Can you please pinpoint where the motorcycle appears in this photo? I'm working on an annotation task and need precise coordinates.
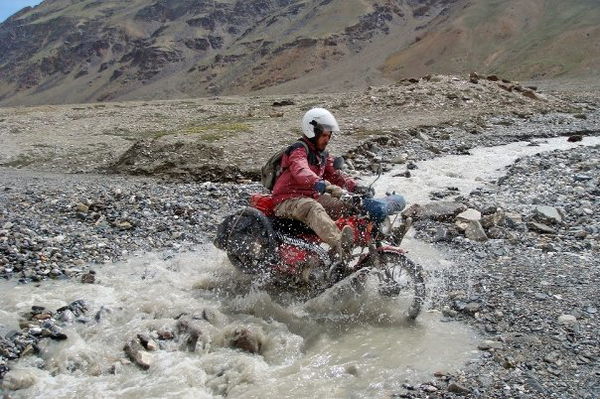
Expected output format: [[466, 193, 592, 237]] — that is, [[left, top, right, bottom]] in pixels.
[[214, 177, 426, 320]]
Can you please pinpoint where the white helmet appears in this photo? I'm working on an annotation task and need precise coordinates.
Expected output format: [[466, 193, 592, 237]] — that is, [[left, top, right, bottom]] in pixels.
[[301, 108, 340, 138]]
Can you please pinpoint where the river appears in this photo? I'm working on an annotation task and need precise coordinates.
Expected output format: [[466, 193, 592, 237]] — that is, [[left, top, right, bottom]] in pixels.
[[1, 135, 599, 398]]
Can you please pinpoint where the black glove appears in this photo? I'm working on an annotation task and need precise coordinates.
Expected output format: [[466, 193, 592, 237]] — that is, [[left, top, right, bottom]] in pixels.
[[354, 185, 375, 197]]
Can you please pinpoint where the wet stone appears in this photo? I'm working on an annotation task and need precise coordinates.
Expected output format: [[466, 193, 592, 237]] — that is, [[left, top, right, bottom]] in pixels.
[[80, 271, 95, 284], [123, 339, 152, 370], [404, 202, 467, 222], [157, 330, 174, 340], [230, 328, 262, 354], [1, 369, 36, 391]]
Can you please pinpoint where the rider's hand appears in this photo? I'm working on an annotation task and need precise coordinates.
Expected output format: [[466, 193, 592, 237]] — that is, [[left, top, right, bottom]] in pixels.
[[325, 184, 344, 198], [314, 180, 327, 194], [354, 185, 375, 197]]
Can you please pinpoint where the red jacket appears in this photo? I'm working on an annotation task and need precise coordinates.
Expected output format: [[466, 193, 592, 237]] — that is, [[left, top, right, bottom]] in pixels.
[[272, 138, 356, 205]]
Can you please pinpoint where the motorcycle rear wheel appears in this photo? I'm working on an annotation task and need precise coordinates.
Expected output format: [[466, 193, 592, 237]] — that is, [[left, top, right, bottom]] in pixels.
[[361, 251, 426, 320]]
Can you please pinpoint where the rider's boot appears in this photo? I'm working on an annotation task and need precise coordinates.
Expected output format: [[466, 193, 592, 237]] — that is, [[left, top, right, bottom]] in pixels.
[[340, 225, 355, 262], [327, 225, 355, 283]]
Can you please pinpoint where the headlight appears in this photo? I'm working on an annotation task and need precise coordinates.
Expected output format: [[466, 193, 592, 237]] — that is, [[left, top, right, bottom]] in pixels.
[[379, 216, 392, 235]]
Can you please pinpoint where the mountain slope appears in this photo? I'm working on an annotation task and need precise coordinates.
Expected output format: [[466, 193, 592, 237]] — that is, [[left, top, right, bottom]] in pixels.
[[381, 0, 600, 81], [0, 0, 598, 106]]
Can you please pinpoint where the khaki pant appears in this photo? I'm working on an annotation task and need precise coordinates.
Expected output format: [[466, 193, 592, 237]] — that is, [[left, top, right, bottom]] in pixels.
[[274, 195, 352, 248]]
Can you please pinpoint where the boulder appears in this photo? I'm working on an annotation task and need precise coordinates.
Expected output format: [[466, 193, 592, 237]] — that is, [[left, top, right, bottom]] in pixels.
[[229, 328, 262, 354], [390, 154, 408, 164], [457, 208, 482, 222], [403, 202, 467, 222], [456, 208, 482, 231], [567, 135, 583, 142], [465, 221, 488, 242], [522, 89, 539, 100], [137, 334, 158, 351], [1, 369, 36, 390], [448, 382, 470, 395], [176, 319, 209, 352], [123, 339, 152, 370], [481, 210, 505, 228], [534, 206, 562, 224], [478, 340, 503, 350]]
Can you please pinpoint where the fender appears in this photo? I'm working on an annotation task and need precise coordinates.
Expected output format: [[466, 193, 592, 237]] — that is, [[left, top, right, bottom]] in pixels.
[[354, 246, 407, 268], [377, 246, 407, 255]]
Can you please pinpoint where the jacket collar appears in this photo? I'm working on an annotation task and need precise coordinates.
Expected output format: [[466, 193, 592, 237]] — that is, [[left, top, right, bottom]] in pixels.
[[300, 137, 321, 154], [300, 137, 327, 165]]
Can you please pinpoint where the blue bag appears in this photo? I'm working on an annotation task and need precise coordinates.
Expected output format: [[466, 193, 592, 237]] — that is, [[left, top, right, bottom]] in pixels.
[[363, 194, 406, 222]]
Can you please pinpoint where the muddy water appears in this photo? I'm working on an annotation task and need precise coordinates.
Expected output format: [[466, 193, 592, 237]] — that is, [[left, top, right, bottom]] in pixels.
[[1, 247, 475, 398], [3, 136, 599, 398], [375, 136, 600, 204]]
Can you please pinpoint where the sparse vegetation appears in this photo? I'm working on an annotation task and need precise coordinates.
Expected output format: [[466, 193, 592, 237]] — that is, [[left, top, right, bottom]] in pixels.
[[1, 153, 54, 168]]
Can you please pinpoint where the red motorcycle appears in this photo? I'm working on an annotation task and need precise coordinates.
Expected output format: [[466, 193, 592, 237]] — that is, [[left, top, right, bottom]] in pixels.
[[214, 190, 425, 320]]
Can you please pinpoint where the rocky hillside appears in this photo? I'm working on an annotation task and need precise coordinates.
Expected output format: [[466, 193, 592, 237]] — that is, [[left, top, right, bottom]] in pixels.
[[0, 0, 598, 106]]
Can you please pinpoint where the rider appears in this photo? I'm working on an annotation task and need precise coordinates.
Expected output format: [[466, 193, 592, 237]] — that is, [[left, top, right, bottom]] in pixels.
[[271, 107, 367, 263]]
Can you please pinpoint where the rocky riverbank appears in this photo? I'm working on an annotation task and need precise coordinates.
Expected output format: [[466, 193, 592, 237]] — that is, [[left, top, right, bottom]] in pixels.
[[398, 144, 599, 398]]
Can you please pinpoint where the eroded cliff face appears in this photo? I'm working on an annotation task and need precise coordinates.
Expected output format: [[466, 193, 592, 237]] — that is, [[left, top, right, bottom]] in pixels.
[[0, 0, 598, 106]]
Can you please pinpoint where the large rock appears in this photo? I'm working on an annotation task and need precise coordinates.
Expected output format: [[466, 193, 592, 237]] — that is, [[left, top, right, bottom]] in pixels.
[[533, 206, 562, 224], [481, 210, 505, 228], [457, 208, 482, 222], [464, 221, 488, 242], [403, 202, 467, 222], [456, 208, 482, 231], [177, 319, 207, 352], [2, 369, 36, 390], [558, 314, 577, 326], [228, 328, 263, 354], [123, 339, 153, 370]]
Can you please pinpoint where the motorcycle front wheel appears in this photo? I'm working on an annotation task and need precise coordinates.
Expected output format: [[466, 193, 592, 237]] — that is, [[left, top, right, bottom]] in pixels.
[[359, 251, 426, 320]]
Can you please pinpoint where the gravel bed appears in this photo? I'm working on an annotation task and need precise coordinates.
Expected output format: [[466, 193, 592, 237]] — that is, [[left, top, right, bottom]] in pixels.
[[402, 145, 600, 398], [1, 103, 599, 395], [0, 171, 261, 283]]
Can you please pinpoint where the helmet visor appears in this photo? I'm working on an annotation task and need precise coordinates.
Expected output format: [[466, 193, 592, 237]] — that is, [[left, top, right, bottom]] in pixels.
[[319, 123, 339, 133]]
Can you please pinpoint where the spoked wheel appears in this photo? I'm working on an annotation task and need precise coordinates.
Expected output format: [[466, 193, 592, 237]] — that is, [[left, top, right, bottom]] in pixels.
[[218, 207, 277, 274], [370, 251, 426, 320], [226, 234, 270, 273]]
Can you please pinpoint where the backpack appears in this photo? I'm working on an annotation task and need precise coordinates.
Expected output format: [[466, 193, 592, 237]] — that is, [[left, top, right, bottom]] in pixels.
[[261, 141, 309, 190]]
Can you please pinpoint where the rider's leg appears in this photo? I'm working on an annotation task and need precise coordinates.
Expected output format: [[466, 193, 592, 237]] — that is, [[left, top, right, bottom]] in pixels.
[[275, 197, 354, 262], [275, 197, 341, 247], [316, 194, 354, 220]]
